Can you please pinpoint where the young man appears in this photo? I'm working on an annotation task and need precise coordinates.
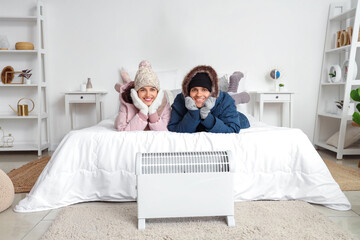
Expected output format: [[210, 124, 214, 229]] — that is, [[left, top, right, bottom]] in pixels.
[[168, 65, 249, 133]]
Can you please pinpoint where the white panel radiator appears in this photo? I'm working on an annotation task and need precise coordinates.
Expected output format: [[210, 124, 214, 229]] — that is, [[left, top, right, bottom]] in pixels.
[[135, 151, 235, 230]]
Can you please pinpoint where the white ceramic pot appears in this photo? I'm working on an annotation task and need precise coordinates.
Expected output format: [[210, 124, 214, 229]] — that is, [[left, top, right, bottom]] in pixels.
[[328, 65, 341, 82]]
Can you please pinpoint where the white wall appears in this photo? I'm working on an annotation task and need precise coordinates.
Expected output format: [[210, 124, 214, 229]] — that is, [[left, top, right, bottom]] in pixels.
[[1, 0, 344, 149]]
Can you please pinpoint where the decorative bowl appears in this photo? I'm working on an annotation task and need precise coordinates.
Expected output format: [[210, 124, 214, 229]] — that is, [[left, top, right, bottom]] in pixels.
[[15, 42, 34, 50]]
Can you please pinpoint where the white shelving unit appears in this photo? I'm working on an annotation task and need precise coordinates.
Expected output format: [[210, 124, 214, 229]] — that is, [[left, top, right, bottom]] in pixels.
[[314, 2, 360, 159], [0, 0, 50, 156]]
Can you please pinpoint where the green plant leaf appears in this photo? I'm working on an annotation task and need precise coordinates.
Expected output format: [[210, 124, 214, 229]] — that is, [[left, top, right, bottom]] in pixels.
[[353, 112, 360, 125], [350, 89, 360, 101], [356, 103, 360, 112]]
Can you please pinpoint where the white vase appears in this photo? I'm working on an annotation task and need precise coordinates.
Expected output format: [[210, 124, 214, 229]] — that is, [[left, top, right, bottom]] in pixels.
[[0, 35, 9, 49], [274, 82, 279, 92], [326, 99, 337, 114]]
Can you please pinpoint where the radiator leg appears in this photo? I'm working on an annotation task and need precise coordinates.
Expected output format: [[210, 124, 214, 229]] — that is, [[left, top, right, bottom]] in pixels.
[[138, 218, 146, 230], [226, 216, 235, 227]]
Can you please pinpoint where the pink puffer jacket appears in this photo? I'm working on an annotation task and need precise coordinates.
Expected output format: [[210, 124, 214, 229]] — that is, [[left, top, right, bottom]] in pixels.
[[114, 82, 171, 131]]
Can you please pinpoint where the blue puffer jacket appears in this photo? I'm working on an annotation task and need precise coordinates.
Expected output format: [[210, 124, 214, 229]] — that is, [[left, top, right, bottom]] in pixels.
[[168, 91, 250, 133]]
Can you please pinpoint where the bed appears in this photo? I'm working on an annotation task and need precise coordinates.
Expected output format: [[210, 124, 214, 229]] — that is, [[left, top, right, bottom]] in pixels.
[[14, 115, 351, 212]]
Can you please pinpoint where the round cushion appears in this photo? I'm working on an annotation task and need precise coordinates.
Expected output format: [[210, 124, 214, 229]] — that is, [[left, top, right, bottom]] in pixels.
[[0, 169, 14, 212]]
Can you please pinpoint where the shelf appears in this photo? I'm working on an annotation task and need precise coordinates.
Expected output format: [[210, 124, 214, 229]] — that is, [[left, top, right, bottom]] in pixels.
[[326, 45, 350, 53], [321, 82, 346, 86], [330, 8, 356, 22], [321, 81, 360, 86], [0, 50, 46, 54], [317, 112, 352, 120], [315, 2, 360, 159], [350, 80, 360, 85], [0, 143, 49, 152], [0, 83, 47, 87], [316, 141, 360, 155], [0, 50, 38, 54], [0, 1, 49, 157], [0, 113, 48, 119], [0, 16, 37, 21], [325, 43, 360, 53]]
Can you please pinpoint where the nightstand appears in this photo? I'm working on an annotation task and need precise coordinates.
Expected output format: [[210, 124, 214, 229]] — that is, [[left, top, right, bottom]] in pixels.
[[255, 91, 294, 127], [65, 91, 107, 130]]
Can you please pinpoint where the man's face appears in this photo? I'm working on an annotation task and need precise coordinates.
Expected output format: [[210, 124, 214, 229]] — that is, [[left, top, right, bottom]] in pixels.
[[189, 87, 210, 108]]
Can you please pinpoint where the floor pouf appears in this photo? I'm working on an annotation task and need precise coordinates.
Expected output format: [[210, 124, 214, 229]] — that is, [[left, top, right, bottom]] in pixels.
[[0, 169, 14, 212]]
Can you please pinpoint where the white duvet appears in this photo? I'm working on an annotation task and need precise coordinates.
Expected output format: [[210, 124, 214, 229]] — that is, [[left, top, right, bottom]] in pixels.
[[15, 118, 351, 212]]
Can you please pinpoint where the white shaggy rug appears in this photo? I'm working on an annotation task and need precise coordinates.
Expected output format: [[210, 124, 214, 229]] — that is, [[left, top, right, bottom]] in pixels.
[[41, 201, 354, 240]]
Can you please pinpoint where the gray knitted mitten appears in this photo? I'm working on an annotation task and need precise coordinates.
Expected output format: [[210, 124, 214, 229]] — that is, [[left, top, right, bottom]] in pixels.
[[185, 96, 198, 111], [200, 97, 216, 119]]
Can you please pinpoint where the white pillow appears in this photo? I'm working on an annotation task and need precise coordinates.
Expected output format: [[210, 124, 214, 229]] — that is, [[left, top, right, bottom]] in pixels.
[[240, 112, 266, 128], [236, 103, 249, 114], [218, 74, 229, 92], [156, 70, 179, 90], [164, 89, 181, 106], [326, 124, 360, 148]]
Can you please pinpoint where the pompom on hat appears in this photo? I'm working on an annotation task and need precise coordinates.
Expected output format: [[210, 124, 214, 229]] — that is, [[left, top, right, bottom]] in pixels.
[[134, 60, 160, 91]]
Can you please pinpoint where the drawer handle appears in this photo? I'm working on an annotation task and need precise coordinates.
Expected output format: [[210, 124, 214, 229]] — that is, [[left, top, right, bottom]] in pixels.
[[276, 96, 279, 99], [80, 96, 83, 99]]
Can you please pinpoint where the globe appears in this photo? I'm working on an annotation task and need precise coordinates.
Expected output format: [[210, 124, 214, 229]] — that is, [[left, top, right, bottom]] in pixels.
[[270, 69, 280, 80]]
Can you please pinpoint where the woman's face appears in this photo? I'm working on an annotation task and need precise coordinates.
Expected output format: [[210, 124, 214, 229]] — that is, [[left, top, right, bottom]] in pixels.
[[189, 87, 210, 108], [137, 86, 158, 106]]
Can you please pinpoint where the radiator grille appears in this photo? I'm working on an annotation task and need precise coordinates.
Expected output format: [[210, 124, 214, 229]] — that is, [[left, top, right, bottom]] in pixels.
[[139, 151, 230, 174]]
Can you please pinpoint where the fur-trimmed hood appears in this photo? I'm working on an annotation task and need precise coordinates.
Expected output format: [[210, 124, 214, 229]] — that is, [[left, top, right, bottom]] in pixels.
[[182, 65, 219, 98]]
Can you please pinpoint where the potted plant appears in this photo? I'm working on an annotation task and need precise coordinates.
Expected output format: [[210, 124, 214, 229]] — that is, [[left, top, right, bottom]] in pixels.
[[18, 69, 32, 84], [335, 100, 343, 113], [350, 87, 360, 126], [279, 83, 285, 92]]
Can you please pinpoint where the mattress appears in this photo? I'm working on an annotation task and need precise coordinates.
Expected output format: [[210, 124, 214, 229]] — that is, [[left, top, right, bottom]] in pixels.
[[14, 117, 351, 212]]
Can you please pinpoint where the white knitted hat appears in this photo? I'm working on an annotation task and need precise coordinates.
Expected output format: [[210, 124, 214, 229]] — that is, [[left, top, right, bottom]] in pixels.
[[134, 64, 160, 91]]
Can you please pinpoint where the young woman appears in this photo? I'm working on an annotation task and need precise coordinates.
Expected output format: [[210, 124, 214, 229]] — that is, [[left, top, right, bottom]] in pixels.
[[115, 61, 171, 131], [167, 65, 249, 133]]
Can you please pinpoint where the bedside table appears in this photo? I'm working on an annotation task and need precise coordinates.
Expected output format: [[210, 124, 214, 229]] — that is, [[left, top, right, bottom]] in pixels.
[[255, 91, 294, 127], [65, 91, 107, 130]]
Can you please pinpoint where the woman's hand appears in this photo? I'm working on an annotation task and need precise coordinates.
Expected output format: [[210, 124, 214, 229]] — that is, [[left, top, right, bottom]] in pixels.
[[130, 89, 148, 115], [148, 89, 164, 114], [200, 97, 216, 119], [185, 96, 198, 111]]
